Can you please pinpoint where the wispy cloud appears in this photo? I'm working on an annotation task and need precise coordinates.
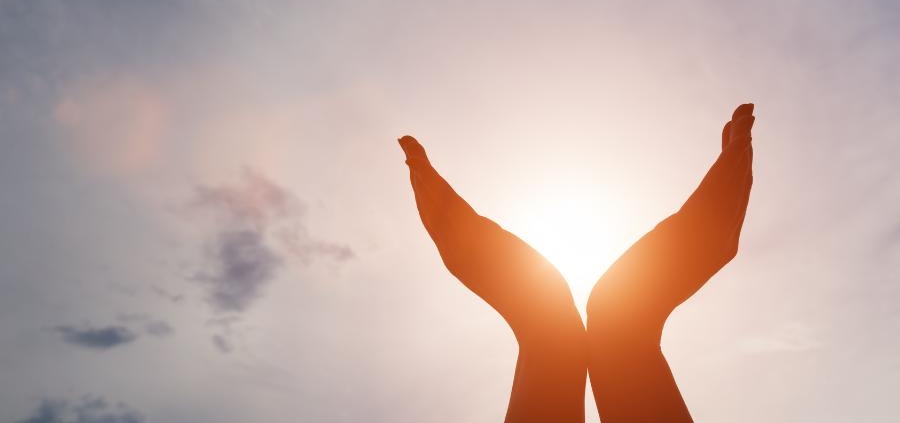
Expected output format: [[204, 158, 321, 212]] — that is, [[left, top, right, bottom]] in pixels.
[[212, 334, 233, 354], [54, 325, 137, 350], [188, 168, 353, 314], [144, 320, 174, 337], [16, 396, 145, 423], [151, 286, 184, 303], [195, 229, 282, 313], [116, 313, 175, 338]]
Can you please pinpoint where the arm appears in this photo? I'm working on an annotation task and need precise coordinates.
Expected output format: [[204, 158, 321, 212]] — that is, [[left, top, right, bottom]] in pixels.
[[586, 104, 755, 422], [399, 136, 587, 423]]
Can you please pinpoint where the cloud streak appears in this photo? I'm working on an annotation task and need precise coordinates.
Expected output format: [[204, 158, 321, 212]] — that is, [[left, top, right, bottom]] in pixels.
[[54, 325, 137, 350], [143, 320, 174, 337], [212, 334, 233, 354], [116, 313, 175, 338], [16, 396, 145, 423]]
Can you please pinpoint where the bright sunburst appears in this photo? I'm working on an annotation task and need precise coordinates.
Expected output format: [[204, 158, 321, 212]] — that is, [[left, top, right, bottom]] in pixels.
[[503, 180, 630, 315]]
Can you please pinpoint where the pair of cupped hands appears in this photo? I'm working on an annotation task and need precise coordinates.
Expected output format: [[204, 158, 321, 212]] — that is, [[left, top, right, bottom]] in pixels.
[[395, 104, 754, 422], [397, 103, 754, 316]]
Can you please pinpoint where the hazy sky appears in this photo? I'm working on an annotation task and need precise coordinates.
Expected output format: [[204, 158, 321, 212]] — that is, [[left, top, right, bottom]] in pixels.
[[1, 1, 899, 422]]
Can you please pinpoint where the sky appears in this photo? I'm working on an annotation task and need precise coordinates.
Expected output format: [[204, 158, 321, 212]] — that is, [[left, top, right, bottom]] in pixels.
[[1, 0, 899, 422]]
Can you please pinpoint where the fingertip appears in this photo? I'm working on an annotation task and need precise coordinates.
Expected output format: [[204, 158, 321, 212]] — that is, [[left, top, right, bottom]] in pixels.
[[397, 135, 428, 162], [732, 103, 754, 120], [398, 135, 417, 151], [398, 135, 418, 148]]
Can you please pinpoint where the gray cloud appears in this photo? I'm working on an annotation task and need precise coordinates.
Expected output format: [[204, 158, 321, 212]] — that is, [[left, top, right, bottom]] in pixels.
[[189, 168, 295, 229], [143, 320, 174, 337], [278, 228, 355, 265], [116, 313, 175, 338], [151, 286, 184, 303], [16, 396, 145, 423], [194, 229, 282, 313], [212, 334, 233, 354], [54, 325, 137, 350], [189, 168, 353, 314]]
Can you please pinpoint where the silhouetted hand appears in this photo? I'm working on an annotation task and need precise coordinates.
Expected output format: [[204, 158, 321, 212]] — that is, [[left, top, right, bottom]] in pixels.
[[588, 104, 755, 327], [399, 135, 587, 423], [666, 104, 754, 299], [586, 104, 755, 422], [398, 135, 580, 334]]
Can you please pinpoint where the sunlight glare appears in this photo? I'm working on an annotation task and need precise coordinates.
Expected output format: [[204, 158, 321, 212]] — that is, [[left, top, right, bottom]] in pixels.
[[504, 181, 629, 316]]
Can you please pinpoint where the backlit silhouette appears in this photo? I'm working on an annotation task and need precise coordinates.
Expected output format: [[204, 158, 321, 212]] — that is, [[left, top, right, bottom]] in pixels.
[[399, 103, 755, 422]]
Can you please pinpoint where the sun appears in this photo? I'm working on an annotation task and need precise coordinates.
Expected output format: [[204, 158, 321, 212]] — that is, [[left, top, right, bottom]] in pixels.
[[502, 181, 630, 316]]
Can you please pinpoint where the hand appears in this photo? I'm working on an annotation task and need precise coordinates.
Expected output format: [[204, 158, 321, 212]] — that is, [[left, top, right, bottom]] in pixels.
[[399, 135, 587, 422], [588, 103, 755, 335], [399, 135, 579, 332], [585, 104, 755, 422]]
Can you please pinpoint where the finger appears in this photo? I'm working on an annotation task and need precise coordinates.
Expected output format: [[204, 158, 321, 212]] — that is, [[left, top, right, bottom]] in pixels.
[[728, 115, 755, 149], [693, 141, 751, 230], [398, 135, 430, 166], [399, 136, 443, 239], [727, 147, 753, 208], [721, 121, 732, 151], [731, 103, 754, 120], [722, 144, 753, 229], [399, 139, 479, 239], [723, 139, 753, 194], [731, 115, 755, 136], [409, 172, 438, 238], [723, 157, 753, 256]]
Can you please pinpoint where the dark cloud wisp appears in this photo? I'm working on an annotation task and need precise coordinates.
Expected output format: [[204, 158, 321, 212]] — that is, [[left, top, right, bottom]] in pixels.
[[143, 319, 174, 337], [212, 334, 233, 354], [196, 229, 282, 313], [54, 325, 137, 350], [189, 168, 353, 314], [16, 396, 145, 423], [116, 313, 175, 337]]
